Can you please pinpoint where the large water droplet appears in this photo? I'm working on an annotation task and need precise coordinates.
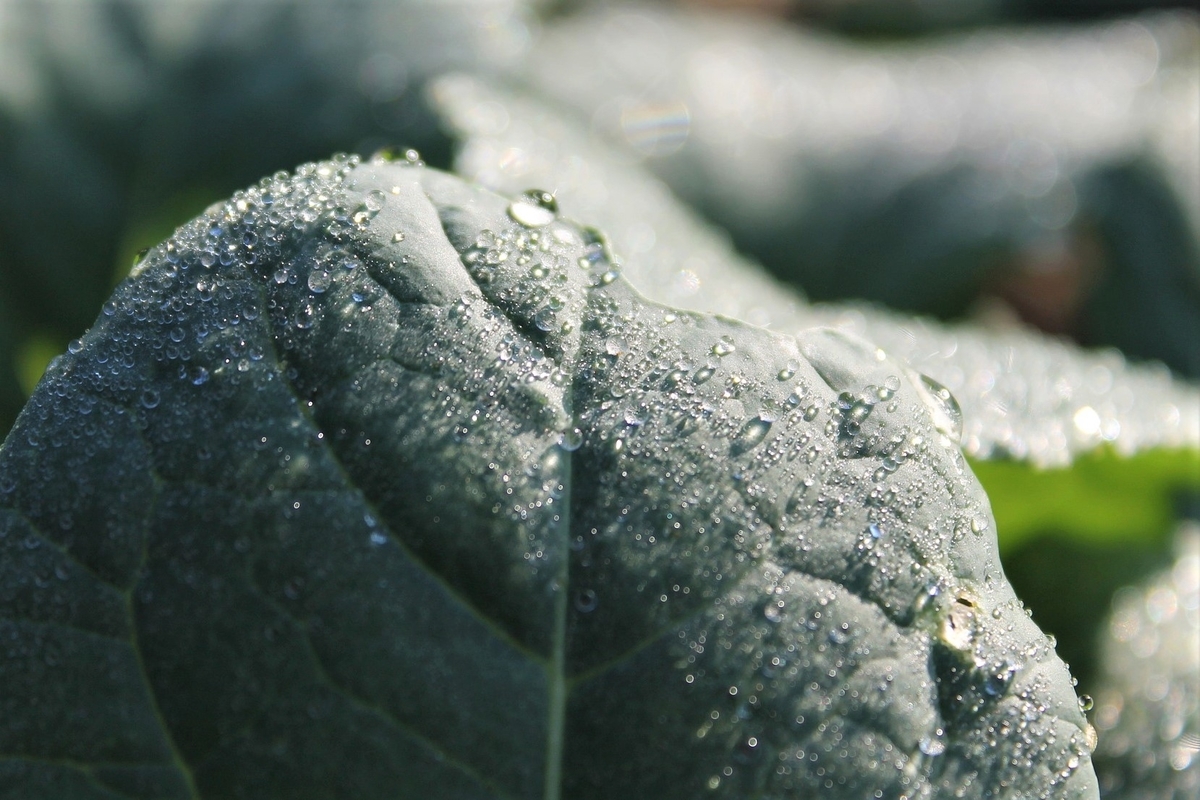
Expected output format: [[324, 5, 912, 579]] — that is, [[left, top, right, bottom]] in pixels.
[[508, 190, 558, 228], [711, 337, 736, 357], [558, 428, 584, 451], [364, 189, 387, 213], [731, 414, 773, 456], [918, 374, 963, 444], [919, 731, 947, 756], [307, 269, 332, 293]]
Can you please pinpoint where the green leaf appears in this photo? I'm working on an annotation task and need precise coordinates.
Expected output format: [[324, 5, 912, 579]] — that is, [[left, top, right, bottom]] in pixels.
[[521, 6, 1200, 377], [432, 74, 1200, 470], [0, 158, 1098, 797]]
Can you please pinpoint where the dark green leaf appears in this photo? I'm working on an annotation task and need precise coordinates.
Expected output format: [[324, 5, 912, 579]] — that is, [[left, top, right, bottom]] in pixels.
[[0, 158, 1098, 797]]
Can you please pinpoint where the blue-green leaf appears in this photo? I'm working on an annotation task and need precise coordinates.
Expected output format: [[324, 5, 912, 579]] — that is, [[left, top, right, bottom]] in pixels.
[[432, 73, 1200, 471], [0, 158, 1097, 798]]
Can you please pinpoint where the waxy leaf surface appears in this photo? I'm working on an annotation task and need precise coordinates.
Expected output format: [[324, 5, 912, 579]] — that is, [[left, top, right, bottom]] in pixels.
[[0, 159, 1097, 798]]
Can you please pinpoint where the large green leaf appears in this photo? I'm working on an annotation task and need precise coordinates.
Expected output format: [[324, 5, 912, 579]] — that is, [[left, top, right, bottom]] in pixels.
[[431, 74, 1200, 471], [0, 158, 1097, 798]]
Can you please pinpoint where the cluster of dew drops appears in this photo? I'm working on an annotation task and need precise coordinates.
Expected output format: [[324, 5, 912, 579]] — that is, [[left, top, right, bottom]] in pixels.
[[29, 144, 1103, 795], [89, 150, 427, 402]]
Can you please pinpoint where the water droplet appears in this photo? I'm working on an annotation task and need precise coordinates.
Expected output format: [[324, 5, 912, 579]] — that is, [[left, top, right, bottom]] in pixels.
[[295, 304, 316, 330], [574, 589, 599, 613], [308, 269, 332, 293], [67, 339, 84, 354], [392, 231, 405, 243], [364, 189, 387, 212], [140, 389, 160, 410], [507, 190, 557, 228], [777, 362, 797, 381], [604, 337, 629, 357], [1078, 694, 1094, 713], [731, 414, 773, 456], [711, 337, 736, 357], [918, 374, 963, 444], [533, 307, 556, 332], [693, 365, 716, 384], [372, 145, 423, 165], [984, 662, 1017, 697], [599, 268, 620, 285], [919, 732, 947, 756], [940, 604, 975, 651], [558, 428, 584, 451]]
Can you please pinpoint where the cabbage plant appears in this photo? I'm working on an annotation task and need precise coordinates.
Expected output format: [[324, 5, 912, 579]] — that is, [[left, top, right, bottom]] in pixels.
[[0, 152, 1102, 800], [1, 2, 1198, 799]]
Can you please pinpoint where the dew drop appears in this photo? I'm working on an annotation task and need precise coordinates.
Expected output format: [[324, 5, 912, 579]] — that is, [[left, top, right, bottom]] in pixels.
[[295, 304, 316, 330], [574, 589, 599, 613], [711, 337, 736, 357], [919, 731, 947, 756], [372, 145, 423, 165], [508, 190, 558, 228], [533, 307, 556, 332], [558, 428, 584, 451], [140, 389, 160, 410], [731, 414, 773, 456], [364, 189, 387, 212], [605, 337, 629, 357], [307, 269, 332, 293], [918, 374, 963, 443]]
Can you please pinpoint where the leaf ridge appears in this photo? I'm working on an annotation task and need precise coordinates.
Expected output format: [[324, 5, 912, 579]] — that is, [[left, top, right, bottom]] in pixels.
[[246, 581, 517, 800], [0, 507, 127, 595], [249, 277, 552, 669]]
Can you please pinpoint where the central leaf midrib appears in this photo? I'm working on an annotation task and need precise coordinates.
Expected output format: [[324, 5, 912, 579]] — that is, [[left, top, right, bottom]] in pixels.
[[421, 189, 581, 800], [543, 444, 570, 800]]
